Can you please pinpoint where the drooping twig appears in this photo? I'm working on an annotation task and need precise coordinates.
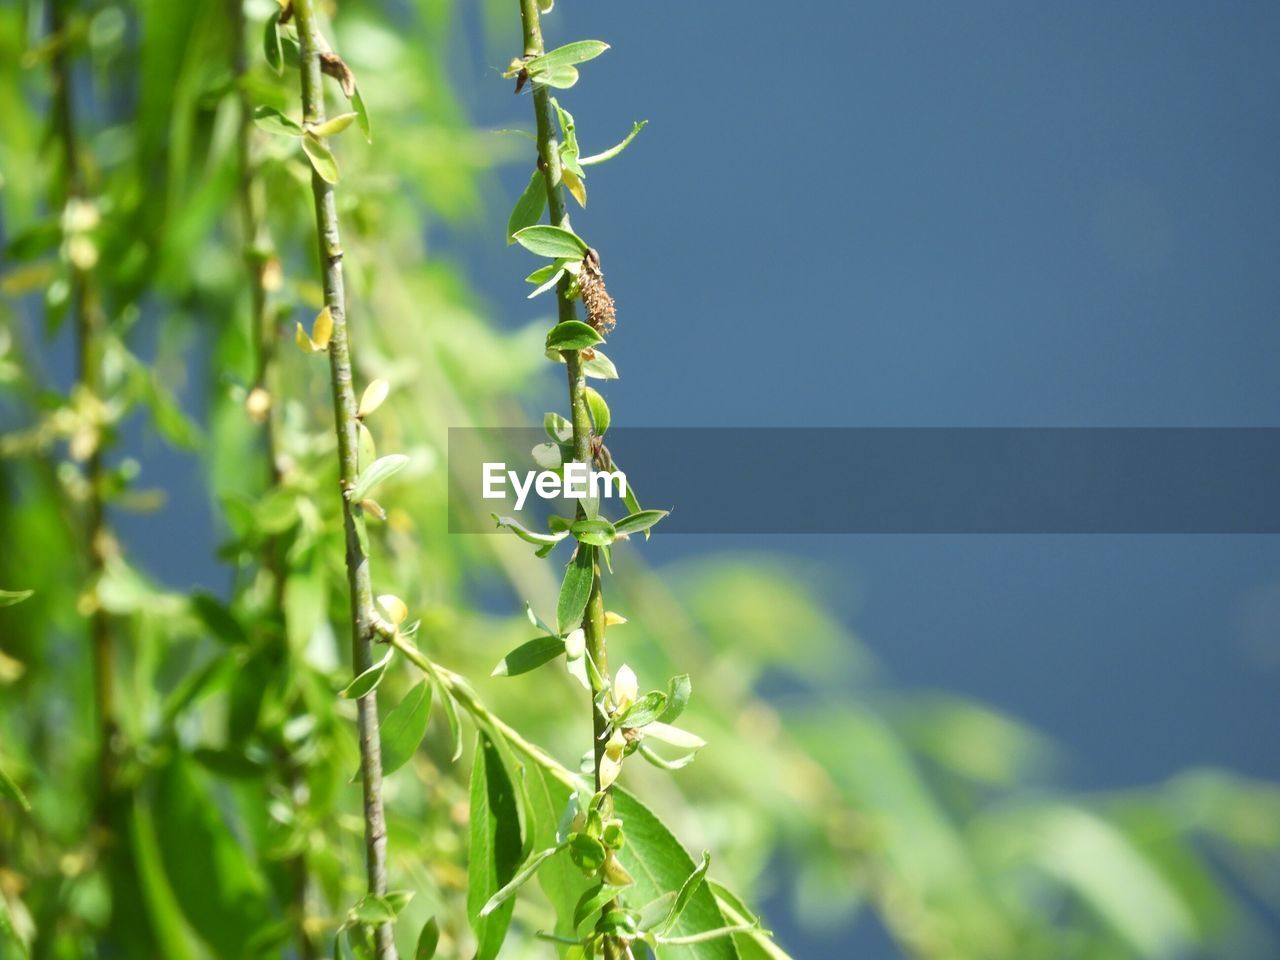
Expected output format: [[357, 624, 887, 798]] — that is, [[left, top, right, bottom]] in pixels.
[[229, 1, 315, 955], [49, 0, 116, 827], [291, 2, 397, 956], [515, 2, 619, 956]]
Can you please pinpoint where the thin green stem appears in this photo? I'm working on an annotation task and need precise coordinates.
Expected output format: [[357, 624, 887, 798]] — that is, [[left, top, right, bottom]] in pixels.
[[50, 0, 115, 828], [230, 3, 314, 955], [516, 0, 610, 789], [516, 2, 618, 955], [292, 3, 396, 957], [389, 635, 579, 791]]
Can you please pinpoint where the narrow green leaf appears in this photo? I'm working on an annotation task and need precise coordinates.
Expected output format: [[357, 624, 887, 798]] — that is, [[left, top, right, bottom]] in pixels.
[[583, 349, 619, 380], [621, 691, 668, 729], [262, 15, 283, 73], [252, 105, 302, 137], [641, 722, 706, 752], [280, 34, 301, 68], [190, 592, 247, 645], [301, 134, 339, 184], [552, 99, 583, 177], [613, 790, 737, 959], [341, 649, 394, 700], [514, 224, 588, 259], [573, 884, 620, 933], [352, 895, 397, 925], [570, 517, 616, 547], [128, 794, 202, 960], [581, 121, 648, 166], [658, 675, 692, 724], [493, 635, 565, 677], [623, 479, 644, 518], [351, 453, 409, 501], [709, 882, 792, 960], [507, 170, 547, 244], [0, 897, 29, 957], [468, 734, 524, 960], [584, 387, 610, 437], [357, 421, 376, 472], [638, 744, 700, 772], [385, 891, 414, 915], [614, 510, 668, 537], [568, 833, 607, 874], [546, 321, 602, 352], [351, 86, 371, 142], [415, 917, 440, 959], [480, 843, 566, 917], [536, 65, 580, 89], [491, 514, 570, 547], [526, 262, 561, 285], [527, 40, 610, 74], [0, 764, 30, 812], [153, 758, 273, 956], [637, 892, 678, 933], [557, 546, 595, 635], [380, 681, 433, 776], [659, 852, 712, 934], [491, 634, 568, 680]]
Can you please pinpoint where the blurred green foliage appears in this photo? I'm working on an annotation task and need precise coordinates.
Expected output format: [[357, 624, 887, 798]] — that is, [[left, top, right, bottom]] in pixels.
[[2, 1, 1279, 958]]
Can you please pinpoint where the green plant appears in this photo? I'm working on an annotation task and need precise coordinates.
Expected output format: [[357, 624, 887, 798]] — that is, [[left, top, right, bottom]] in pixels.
[[50, 0, 118, 824], [276, 0, 398, 955], [4, 3, 1280, 960]]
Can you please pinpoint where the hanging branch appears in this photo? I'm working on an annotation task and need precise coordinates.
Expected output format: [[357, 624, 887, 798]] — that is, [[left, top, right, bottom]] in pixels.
[[229, 1, 314, 955], [494, 3, 688, 956], [289, 2, 397, 956], [49, 0, 116, 826], [513, 0, 615, 790]]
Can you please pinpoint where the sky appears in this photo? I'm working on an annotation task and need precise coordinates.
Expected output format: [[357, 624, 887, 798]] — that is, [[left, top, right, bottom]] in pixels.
[[453, 0, 1280, 781]]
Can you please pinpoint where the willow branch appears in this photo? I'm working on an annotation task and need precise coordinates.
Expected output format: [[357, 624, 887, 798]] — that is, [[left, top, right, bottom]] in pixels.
[[516, 0, 611, 791], [49, 0, 115, 825], [292, 3, 397, 957], [516, 2, 618, 954], [230, 3, 314, 956]]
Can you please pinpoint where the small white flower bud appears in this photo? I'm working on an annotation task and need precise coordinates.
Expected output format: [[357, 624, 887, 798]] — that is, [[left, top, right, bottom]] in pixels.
[[613, 663, 638, 714], [598, 751, 622, 789]]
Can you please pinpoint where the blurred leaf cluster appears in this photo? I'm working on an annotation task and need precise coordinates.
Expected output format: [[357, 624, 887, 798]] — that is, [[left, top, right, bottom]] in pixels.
[[1, 1, 1279, 958]]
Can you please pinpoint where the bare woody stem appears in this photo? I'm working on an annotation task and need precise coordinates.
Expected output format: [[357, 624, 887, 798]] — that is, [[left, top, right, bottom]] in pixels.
[[49, 0, 115, 826], [292, 3, 397, 957], [516, 2, 617, 955], [229, 2, 314, 956]]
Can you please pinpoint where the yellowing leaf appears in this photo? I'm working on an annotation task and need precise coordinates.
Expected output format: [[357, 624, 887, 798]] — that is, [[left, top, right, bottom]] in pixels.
[[358, 379, 390, 418], [309, 112, 358, 138], [357, 421, 376, 471], [295, 321, 315, 353], [311, 306, 333, 350], [562, 168, 587, 208], [378, 594, 408, 625]]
